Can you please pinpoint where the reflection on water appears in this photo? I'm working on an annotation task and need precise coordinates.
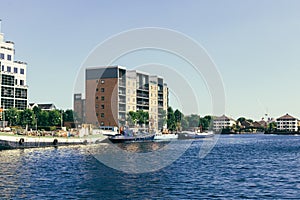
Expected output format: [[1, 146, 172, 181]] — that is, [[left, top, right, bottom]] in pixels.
[[116, 141, 170, 153], [1, 135, 300, 199]]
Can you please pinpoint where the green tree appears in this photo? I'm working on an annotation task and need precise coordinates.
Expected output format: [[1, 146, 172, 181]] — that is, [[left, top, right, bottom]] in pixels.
[[174, 109, 184, 131], [158, 109, 167, 129], [186, 114, 200, 128], [39, 110, 49, 126], [199, 115, 212, 131], [127, 111, 138, 127], [63, 109, 74, 122], [174, 109, 183, 123], [267, 122, 277, 132], [237, 117, 246, 123], [48, 110, 61, 126], [19, 109, 35, 129], [181, 117, 189, 130], [4, 108, 19, 126], [167, 107, 176, 131]]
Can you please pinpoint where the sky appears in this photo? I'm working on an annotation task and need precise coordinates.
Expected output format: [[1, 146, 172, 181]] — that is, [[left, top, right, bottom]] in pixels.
[[1, 0, 300, 120]]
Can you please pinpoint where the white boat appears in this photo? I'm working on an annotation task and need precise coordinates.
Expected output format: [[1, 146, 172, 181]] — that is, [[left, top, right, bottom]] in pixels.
[[154, 133, 178, 140], [99, 126, 119, 136], [0, 132, 107, 150], [178, 131, 214, 139]]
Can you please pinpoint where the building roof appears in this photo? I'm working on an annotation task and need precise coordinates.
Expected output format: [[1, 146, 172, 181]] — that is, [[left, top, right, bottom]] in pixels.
[[37, 103, 56, 110], [241, 120, 253, 128], [277, 113, 298, 120], [214, 115, 235, 121]]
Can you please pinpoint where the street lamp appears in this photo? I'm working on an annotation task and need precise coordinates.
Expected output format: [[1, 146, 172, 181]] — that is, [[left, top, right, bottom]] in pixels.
[[36, 116, 38, 131]]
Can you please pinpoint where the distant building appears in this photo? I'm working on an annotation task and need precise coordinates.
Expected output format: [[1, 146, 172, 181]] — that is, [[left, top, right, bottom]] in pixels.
[[0, 27, 28, 110], [85, 66, 168, 132], [276, 113, 298, 132], [73, 93, 85, 123], [213, 115, 236, 131], [28, 103, 57, 111]]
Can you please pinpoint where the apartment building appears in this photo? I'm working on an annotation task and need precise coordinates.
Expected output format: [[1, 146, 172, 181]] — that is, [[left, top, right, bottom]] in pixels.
[[73, 93, 85, 123], [213, 115, 236, 131], [85, 66, 168, 131], [276, 113, 298, 132], [0, 29, 28, 110]]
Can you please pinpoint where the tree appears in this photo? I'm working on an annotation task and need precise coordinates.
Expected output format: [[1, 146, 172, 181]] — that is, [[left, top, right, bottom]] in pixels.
[[199, 115, 212, 131], [63, 109, 74, 122], [174, 109, 183, 123], [174, 109, 184, 131], [267, 122, 277, 132], [127, 111, 137, 127], [186, 114, 200, 128], [4, 108, 19, 126], [158, 109, 167, 129], [48, 110, 61, 126], [39, 110, 49, 126], [181, 117, 189, 130], [19, 109, 35, 129], [167, 107, 176, 131]]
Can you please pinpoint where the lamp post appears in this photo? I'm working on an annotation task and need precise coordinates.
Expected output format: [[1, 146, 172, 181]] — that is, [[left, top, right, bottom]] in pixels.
[[36, 116, 38, 131], [60, 110, 63, 129]]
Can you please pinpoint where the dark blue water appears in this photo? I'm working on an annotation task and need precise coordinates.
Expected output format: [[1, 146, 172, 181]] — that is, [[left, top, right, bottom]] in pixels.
[[1, 134, 300, 199]]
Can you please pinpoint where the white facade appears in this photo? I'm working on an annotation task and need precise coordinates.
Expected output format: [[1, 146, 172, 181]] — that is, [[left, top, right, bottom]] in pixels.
[[0, 32, 28, 110], [276, 114, 298, 132], [213, 115, 236, 131]]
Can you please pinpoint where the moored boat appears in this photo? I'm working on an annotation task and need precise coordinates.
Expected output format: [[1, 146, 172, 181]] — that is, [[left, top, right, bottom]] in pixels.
[[0, 132, 107, 150], [178, 131, 214, 139], [154, 133, 178, 140]]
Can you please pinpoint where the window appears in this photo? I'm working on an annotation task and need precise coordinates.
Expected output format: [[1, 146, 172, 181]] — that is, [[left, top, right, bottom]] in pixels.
[[20, 80, 24, 85], [96, 96, 98, 100], [20, 68, 24, 74], [0, 53, 4, 59], [101, 88, 105, 92], [101, 105, 104, 109], [14, 67, 18, 73], [1, 65, 4, 71], [100, 122, 104, 126], [101, 80, 105, 84], [7, 66, 11, 72], [101, 113, 104, 118], [101, 96, 104, 101], [96, 88, 98, 92], [15, 79, 18, 85], [95, 104, 98, 108], [7, 55, 11, 61]]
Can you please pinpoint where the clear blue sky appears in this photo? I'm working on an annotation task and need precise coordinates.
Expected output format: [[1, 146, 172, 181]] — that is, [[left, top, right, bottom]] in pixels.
[[1, 0, 300, 120]]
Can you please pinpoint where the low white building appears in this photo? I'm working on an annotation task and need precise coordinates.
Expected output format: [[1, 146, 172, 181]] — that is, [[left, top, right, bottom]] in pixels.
[[276, 113, 298, 132], [213, 115, 236, 131]]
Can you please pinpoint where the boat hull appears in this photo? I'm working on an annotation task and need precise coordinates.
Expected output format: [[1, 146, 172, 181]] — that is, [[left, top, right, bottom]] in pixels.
[[0, 134, 107, 150], [154, 134, 178, 140], [109, 134, 155, 143], [178, 131, 214, 139]]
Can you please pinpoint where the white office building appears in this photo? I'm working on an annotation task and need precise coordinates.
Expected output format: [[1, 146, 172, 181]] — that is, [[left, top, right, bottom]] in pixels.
[[213, 115, 236, 131], [276, 113, 298, 132], [0, 29, 28, 110]]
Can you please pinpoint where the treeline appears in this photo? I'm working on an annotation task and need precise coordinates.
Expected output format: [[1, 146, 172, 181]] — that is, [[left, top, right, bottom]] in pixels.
[[126, 107, 213, 131], [3, 107, 75, 129], [167, 107, 212, 131]]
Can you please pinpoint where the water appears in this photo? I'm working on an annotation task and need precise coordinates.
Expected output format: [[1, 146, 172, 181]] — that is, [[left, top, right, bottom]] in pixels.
[[1, 134, 300, 199]]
